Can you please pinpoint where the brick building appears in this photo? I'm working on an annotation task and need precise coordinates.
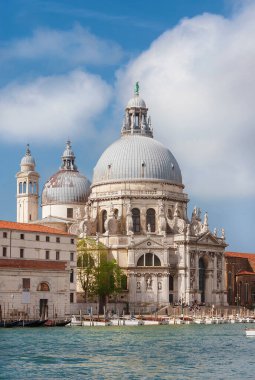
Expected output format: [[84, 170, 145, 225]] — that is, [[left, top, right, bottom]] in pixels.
[[225, 252, 255, 308]]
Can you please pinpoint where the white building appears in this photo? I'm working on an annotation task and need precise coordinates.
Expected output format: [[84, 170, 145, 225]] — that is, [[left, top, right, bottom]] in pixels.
[[0, 220, 77, 319], [13, 85, 228, 310]]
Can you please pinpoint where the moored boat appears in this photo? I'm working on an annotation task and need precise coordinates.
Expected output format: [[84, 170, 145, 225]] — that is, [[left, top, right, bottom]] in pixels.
[[44, 319, 71, 327], [245, 328, 255, 337], [17, 319, 47, 327], [0, 320, 19, 328]]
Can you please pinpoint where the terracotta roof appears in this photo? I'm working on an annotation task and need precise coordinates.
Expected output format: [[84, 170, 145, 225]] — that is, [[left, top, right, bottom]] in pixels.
[[236, 270, 255, 276], [0, 220, 76, 236], [0, 258, 67, 271], [225, 251, 255, 259], [225, 252, 255, 272]]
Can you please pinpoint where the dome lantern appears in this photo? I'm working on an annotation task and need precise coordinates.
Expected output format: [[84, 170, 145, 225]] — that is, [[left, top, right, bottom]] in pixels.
[[61, 140, 77, 171], [121, 82, 153, 138], [20, 144, 36, 172]]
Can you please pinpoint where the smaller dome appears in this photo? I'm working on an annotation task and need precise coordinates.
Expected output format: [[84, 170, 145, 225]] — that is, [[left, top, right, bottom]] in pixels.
[[127, 94, 146, 109], [20, 144, 35, 169], [42, 170, 91, 205], [42, 141, 91, 206]]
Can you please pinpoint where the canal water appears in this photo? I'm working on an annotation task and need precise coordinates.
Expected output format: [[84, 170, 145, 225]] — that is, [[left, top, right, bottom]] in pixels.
[[0, 323, 254, 379]]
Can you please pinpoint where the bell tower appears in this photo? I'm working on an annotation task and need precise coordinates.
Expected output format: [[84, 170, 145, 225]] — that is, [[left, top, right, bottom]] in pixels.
[[16, 144, 40, 223]]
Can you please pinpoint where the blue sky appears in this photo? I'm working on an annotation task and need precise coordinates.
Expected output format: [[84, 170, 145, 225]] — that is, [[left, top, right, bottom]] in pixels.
[[0, 0, 254, 252]]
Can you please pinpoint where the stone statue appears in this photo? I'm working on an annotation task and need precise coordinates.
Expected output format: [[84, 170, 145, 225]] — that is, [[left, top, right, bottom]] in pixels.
[[221, 228, 225, 240], [213, 228, 217, 237], [135, 81, 139, 95], [75, 207, 82, 219], [147, 224, 151, 233], [146, 277, 152, 288]]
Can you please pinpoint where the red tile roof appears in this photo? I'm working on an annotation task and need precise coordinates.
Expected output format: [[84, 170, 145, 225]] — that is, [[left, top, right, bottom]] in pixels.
[[225, 251, 255, 272], [225, 251, 255, 259], [236, 270, 255, 276], [0, 220, 75, 236], [0, 258, 67, 270]]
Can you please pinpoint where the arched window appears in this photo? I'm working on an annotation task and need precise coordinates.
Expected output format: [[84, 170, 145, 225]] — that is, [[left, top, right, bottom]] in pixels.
[[29, 182, 33, 193], [102, 210, 107, 233], [37, 282, 50, 291], [23, 182, 27, 193], [114, 209, 119, 219], [146, 208, 156, 232], [137, 253, 161, 267], [199, 258, 206, 303], [19, 182, 22, 194], [132, 208, 140, 233], [145, 252, 153, 266]]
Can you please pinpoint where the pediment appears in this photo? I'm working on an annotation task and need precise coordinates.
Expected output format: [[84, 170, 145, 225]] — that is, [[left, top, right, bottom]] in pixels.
[[196, 232, 221, 246], [132, 237, 164, 249]]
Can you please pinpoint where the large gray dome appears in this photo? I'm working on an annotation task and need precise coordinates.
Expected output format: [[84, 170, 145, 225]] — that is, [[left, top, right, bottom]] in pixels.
[[42, 170, 91, 205], [92, 135, 182, 185]]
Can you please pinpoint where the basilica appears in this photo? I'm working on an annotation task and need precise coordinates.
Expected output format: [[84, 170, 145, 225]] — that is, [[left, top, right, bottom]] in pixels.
[[16, 85, 228, 309]]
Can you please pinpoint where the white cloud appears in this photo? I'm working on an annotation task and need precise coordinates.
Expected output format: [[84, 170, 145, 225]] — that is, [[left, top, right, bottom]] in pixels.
[[116, 3, 255, 198], [0, 70, 112, 142], [0, 24, 123, 66]]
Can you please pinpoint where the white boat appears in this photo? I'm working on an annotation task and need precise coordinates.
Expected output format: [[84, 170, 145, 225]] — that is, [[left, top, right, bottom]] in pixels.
[[82, 319, 112, 327], [245, 328, 255, 337], [142, 319, 161, 326], [123, 318, 144, 326], [68, 315, 83, 326]]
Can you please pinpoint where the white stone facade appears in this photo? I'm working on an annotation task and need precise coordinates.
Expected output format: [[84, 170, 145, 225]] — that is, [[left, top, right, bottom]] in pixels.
[[14, 86, 228, 311], [70, 87, 228, 309]]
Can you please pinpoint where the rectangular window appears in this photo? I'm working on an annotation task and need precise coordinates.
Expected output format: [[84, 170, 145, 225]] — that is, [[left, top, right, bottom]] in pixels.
[[20, 234, 24, 240], [56, 237, 60, 243], [70, 269, 74, 283], [46, 236, 50, 242], [70, 252, 74, 261], [36, 235, 40, 241], [22, 278, 30, 290], [3, 232, 7, 238], [70, 293, 74, 303], [45, 251, 49, 260], [3, 247, 7, 257], [56, 251, 60, 260], [71, 238, 74, 244], [20, 248, 24, 258], [67, 208, 73, 218]]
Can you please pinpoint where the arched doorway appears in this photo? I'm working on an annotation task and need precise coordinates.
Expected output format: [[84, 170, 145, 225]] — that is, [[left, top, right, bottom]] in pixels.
[[199, 258, 206, 303]]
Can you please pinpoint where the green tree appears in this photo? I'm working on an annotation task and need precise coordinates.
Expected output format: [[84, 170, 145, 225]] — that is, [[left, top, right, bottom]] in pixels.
[[77, 237, 124, 313]]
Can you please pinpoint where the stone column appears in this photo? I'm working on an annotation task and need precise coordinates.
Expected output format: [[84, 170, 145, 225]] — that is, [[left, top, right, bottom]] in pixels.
[[213, 254, 217, 304], [195, 253, 199, 294]]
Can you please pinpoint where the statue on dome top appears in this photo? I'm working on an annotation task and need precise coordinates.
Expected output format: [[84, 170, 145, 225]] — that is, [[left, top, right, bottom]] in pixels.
[[135, 81, 139, 95]]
